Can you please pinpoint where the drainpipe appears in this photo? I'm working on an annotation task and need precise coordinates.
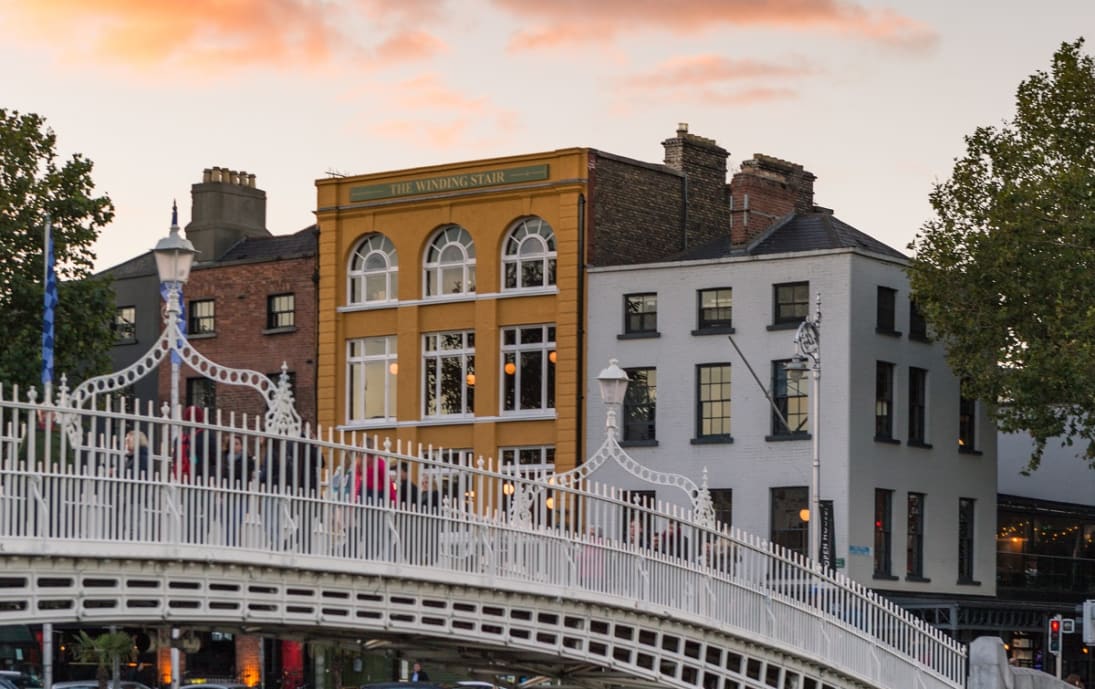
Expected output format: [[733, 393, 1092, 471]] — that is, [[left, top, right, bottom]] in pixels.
[[576, 192, 587, 466], [680, 174, 689, 251]]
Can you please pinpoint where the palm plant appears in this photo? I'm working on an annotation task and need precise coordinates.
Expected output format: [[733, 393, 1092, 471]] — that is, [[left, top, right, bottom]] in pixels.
[[73, 630, 135, 689]]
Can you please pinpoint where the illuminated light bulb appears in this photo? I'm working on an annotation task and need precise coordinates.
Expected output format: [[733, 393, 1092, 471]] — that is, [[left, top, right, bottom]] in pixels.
[[548, 351, 557, 363], [466, 373, 476, 386], [800, 508, 811, 522], [504, 362, 516, 375], [389, 362, 398, 375]]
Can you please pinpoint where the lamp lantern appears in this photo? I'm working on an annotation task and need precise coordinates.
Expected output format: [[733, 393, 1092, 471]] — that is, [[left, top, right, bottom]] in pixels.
[[153, 201, 198, 285], [597, 359, 630, 407]]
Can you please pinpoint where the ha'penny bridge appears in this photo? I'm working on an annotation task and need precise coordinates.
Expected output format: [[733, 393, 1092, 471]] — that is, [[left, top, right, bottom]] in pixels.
[[0, 375, 964, 689]]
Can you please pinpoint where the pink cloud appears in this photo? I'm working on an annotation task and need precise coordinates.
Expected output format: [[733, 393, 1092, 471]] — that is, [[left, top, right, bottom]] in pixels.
[[625, 54, 816, 89], [6, 0, 349, 69], [375, 30, 448, 63], [495, 0, 938, 52]]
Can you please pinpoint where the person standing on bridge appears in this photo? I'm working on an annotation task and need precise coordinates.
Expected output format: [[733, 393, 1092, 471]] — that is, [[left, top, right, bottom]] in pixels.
[[410, 662, 429, 682]]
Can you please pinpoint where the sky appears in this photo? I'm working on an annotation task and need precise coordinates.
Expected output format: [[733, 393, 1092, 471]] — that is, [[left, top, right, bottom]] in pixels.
[[1, 0, 1092, 272]]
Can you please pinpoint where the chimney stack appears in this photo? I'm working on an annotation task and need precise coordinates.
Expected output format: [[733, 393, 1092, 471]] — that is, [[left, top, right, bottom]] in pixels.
[[185, 166, 271, 261], [661, 123, 730, 250], [729, 154, 816, 245]]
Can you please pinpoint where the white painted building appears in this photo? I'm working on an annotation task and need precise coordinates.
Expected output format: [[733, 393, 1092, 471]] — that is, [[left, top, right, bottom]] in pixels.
[[585, 208, 998, 598]]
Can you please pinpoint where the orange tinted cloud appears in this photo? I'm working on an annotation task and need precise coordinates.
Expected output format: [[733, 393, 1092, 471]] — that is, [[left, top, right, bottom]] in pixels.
[[5, 0, 448, 72], [625, 54, 816, 88], [376, 30, 447, 63], [496, 0, 937, 51]]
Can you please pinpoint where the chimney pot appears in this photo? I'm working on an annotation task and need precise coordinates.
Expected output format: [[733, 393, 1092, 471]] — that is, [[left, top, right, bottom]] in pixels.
[[203, 168, 212, 183], [212, 167, 223, 183], [677, 122, 688, 135], [248, 173, 256, 188]]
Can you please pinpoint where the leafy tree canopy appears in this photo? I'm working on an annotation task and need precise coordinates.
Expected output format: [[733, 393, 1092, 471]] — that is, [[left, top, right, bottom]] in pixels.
[[0, 108, 115, 396], [908, 38, 1095, 471]]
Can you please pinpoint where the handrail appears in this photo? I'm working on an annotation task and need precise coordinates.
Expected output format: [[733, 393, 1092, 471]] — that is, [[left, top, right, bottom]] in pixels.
[[0, 392, 967, 689]]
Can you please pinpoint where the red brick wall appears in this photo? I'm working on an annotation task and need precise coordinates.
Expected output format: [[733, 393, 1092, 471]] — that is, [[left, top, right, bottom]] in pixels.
[[729, 154, 816, 245], [157, 255, 317, 427]]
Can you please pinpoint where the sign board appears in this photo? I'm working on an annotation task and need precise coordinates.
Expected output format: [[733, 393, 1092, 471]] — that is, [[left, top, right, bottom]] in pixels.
[[819, 500, 834, 570], [350, 164, 550, 202]]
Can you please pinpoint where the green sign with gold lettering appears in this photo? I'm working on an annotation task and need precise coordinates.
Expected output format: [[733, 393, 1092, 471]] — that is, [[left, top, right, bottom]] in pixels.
[[350, 164, 550, 202]]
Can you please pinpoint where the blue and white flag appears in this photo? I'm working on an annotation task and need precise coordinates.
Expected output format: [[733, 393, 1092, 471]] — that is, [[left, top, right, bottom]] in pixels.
[[160, 282, 186, 365], [41, 217, 57, 387]]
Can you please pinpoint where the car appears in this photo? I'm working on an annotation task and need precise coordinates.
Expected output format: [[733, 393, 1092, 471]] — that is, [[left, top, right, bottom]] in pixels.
[[181, 683, 250, 689], [52, 679, 154, 687], [0, 673, 42, 689], [52, 681, 154, 689], [360, 683, 447, 689]]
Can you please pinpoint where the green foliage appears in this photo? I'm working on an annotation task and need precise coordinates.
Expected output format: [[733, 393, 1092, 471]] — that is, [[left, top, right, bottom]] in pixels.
[[73, 630, 136, 689], [0, 109, 115, 396], [908, 38, 1095, 471]]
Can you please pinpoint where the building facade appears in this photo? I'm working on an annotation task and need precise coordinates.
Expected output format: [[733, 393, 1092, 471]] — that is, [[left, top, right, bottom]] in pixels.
[[314, 125, 734, 472], [585, 155, 998, 598], [103, 167, 319, 425]]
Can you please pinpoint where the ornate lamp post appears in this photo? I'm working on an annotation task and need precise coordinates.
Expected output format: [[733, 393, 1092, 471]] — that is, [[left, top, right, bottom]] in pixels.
[[597, 358, 630, 436], [785, 294, 821, 566], [151, 202, 198, 420]]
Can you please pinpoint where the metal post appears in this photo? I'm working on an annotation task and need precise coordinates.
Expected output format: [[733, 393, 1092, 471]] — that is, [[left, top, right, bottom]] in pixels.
[[171, 627, 180, 689], [43, 623, 52, 689], [810, 358, 821, 565]]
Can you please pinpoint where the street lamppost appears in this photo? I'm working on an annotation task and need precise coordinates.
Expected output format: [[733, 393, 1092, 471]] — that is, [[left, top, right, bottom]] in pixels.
[[597, 358, 630, 436], [152, 202, 198, 420], [784, 294, 821, 566]]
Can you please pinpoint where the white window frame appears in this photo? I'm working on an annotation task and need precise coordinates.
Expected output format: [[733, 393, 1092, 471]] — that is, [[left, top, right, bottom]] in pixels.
[[348, 233, 398, 305], [500, 446, 556, 478], [422, 330, 475, 417], [500, 324, 556, 415], [502, 217, 556, 291], [346, 335, 398, 423], [424, 225, 476, 297]]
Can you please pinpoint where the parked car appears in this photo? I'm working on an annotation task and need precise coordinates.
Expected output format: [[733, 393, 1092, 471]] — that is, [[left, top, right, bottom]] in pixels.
[[181, 684, 250, 689], [52, 682, 154, 689], [0, 672, 42, 689]]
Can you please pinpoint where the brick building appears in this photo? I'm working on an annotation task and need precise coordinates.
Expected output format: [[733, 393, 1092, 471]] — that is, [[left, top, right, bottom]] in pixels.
[[315, 124, 734, 472], [103, 168, 318, 426]]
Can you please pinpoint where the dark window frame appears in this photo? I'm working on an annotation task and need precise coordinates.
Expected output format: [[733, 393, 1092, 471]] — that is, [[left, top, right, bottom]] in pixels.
[[876, 286, 899, 335], [188, 298, 216, 335], [873, 488, 894, 578], [709, 489, 733, 528], [908, 367, 928, 446], [959, 395, 978, 452], [185, 376, 216, 409], [695, 363, 732, 442], [875, 361, 895, 441], [770, 359, 809, 438], [770, 486, 808, 557], [958, 497, 976, 583], [773, 282, 809, 326], [266, 293, 295, 330], [113, 305, 136, 344], [624, 293, 658, 335], [907, 492, 926, 580], [909, 299, 929, 341], [622, 367, 657, 444], [697, 287, 733, 331]]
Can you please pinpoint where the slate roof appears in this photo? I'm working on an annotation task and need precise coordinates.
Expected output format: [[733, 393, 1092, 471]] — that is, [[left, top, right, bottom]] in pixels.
[[98, 225, 317, 279], [670, 210, 906, 263], [216, 224, 317, 263]]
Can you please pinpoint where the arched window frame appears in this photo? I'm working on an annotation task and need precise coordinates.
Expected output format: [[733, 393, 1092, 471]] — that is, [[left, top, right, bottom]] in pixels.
[[347, 233, 398, 305], [502, 217, 556, 291], [423, 225, 476, 298]]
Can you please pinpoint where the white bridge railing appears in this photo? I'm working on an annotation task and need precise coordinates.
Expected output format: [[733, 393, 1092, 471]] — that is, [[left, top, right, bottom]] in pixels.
[[0, 390, 966, 689]]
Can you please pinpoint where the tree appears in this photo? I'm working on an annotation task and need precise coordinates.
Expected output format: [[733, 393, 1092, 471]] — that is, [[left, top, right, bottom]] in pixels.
[[908, 38, 1095, 470], [73, 630, 135, 689], [0, 108, 115, 397]]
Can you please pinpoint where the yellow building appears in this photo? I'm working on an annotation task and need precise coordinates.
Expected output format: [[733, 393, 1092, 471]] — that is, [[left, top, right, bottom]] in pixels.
[[316, 148, 588, 471], [316, 126, 734, 472]]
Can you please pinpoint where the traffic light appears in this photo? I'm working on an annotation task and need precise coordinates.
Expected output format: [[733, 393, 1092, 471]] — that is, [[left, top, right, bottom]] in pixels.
[[1084, 599, 1094, 646], [1048, 615, 1062, 655]]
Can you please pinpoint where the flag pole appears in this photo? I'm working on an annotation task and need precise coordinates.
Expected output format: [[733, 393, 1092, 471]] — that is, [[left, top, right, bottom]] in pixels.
[[42, 214, 55, 403]]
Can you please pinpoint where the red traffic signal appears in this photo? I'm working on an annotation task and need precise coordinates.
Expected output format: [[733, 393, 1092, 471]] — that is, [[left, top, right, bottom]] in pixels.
[[1048, 616, 1062, 655]]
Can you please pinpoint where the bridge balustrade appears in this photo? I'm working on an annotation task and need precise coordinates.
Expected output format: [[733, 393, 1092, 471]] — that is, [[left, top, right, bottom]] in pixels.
[[0, 391, 966, 689]]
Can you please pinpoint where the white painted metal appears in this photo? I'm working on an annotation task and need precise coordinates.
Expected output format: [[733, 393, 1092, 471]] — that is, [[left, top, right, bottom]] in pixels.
[[0, 389, 965, 689]]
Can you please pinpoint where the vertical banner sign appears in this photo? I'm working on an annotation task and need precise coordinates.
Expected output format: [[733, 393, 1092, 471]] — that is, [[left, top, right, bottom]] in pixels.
[[820, 500, 835, 570], [41, 218, 58, 387], [159, 283, 186, 364]]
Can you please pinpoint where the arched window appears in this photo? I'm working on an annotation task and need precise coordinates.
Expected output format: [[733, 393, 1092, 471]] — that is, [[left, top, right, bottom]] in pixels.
[[348, 233, 398, 305], [424, 225, 476, 297], [502, 217, 556, 290]]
